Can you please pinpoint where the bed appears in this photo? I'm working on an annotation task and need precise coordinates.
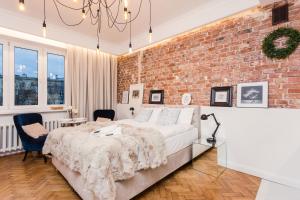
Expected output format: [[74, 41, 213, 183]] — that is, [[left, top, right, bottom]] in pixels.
[[45, 105, 200, 200]]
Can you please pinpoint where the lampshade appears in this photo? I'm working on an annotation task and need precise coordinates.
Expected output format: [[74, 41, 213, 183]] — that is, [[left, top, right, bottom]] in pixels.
[[200, 114, 208, 120]]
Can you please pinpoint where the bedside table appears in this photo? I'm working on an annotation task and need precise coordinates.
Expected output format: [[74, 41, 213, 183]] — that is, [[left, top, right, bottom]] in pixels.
[[192, 138, 227, 178]]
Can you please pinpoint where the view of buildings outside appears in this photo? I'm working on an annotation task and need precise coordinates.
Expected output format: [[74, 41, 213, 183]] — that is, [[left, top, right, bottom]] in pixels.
[[14, 47, 38, 105], [47, 53, 64, 105], [1, 47, 64, 107]]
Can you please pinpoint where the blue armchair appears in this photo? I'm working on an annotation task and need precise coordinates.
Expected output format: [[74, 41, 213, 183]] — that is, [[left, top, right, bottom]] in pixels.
[[93, 109, 115, 121], [13, 113, 47, 163]]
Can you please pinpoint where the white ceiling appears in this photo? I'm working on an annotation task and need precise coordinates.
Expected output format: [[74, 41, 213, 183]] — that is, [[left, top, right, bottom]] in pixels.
[[0, 0, 260, 55]]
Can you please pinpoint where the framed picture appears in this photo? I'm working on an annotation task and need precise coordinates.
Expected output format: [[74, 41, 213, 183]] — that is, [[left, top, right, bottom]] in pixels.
[[210, 86, 233, 107], [121, 91, 129, 104], [129, 84, 144, 105], [149, 90, 164, 104], [237, 81, 268, 108]]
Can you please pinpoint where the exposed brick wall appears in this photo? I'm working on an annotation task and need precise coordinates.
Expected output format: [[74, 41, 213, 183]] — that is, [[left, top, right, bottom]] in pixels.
[[117, 1, 300, 108]]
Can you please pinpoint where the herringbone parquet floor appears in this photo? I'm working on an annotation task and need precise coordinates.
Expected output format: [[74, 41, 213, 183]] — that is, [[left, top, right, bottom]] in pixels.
[[0, 152, 260, 200]]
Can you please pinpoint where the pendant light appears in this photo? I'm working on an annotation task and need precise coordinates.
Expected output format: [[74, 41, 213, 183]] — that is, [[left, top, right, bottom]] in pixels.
[[128, 11, 132, 53], [19, 0, 25, 11], [42, 0, 47, 38]]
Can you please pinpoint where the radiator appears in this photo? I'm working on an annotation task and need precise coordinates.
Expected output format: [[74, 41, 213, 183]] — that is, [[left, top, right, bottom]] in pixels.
[[0, 120, 60, 156]]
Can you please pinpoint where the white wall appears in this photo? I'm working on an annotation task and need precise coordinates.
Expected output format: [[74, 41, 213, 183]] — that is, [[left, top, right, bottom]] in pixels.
[[116, 105, 300, 189], [116, 104, 142, 120], [201, 106, 300, 189]]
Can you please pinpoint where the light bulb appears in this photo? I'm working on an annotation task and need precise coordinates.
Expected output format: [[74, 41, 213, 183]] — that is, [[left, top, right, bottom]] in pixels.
[[148, 27, 152, 43], [42, 21, 47, 38], [82, 9, 86, 19], [124, 7, 128, 20], [124, 0, 128, 8], [96, 44, 100, 53], [19, 0, 25, 11], [73, 0, 78, 2], [129, 43, 132, 53]]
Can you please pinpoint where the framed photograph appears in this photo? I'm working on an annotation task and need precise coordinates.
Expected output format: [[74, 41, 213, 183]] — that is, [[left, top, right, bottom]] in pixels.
[[129, 84, 144, 105], [149, 90, 164, 104], [121, 91, 129, 104], [237, 81, 268, 108], [210, 86, 233, 107]]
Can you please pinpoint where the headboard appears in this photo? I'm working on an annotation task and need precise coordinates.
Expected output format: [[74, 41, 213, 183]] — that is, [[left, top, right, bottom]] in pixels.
[[142, 104, 200, 137]]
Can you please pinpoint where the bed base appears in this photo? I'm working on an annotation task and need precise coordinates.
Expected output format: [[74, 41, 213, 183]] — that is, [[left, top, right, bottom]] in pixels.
[[52, 145, 193, 200]]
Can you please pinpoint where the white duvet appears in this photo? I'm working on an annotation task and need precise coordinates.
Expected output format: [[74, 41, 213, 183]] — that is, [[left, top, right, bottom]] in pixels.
[[117, 119, 194, 138]]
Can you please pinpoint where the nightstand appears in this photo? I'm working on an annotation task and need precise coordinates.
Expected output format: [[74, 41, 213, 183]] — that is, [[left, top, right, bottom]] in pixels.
[[192, 138, 227, 178]]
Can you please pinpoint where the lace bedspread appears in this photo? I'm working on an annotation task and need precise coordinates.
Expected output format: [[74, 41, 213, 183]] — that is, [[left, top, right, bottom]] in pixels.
[[43, 121, 167, 200]]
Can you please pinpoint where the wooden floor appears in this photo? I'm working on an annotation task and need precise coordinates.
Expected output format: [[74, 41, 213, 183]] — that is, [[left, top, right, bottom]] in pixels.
[[0, 153, 261, 200]]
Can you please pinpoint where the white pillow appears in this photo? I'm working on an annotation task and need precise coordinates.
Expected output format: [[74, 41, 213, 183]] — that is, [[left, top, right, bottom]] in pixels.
[[157, 108, 181, 126], [148, 108, 163, 123], [22, 123, 48, 139], [134, 109, 153, 122], [177, 108, 194, 125]]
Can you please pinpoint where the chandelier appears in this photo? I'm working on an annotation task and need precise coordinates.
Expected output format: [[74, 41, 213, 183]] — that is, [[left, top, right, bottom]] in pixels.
[[18, 0, 152, 53]]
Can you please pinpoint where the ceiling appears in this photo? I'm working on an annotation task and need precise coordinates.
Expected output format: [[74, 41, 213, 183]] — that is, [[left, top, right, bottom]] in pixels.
[[0, 0, 260, 55]]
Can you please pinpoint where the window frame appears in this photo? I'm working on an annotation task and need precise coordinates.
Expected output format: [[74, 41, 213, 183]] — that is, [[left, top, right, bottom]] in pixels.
[[0, 37, 67, 114], [0, 40, 8, 110], [45, 50, 66, 106], [10, 42, 42, 110]]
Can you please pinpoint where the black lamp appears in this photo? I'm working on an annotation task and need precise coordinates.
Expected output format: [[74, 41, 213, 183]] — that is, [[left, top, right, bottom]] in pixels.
[[201, 113, 220, 147], [129, 107, 135, 116]]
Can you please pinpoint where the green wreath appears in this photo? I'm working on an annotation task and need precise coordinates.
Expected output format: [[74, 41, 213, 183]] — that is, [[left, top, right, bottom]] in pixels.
[[262, 27, 300, 59]]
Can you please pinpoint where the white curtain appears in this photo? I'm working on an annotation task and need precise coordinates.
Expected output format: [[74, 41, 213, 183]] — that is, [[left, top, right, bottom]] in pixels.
[[66, 45, 117, 120]]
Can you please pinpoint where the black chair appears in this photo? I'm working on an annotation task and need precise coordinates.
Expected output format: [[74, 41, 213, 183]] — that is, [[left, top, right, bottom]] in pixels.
[[13, 113, 47, 163], [93, 109, 115, 121]]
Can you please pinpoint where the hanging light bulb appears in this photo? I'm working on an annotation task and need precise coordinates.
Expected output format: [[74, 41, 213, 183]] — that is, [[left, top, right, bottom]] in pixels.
[[42, 21, 47, 38], [129, 42, 132, 53], [148, 26, 152, 43], [73, 0, 78, 2], [19, 0, 25, 11], [96, 44, 100, 53], [124, 0, 128, 7], [124, 0, 128, 20], [82, 9, 86, 19], [124, 7, 128, 21]]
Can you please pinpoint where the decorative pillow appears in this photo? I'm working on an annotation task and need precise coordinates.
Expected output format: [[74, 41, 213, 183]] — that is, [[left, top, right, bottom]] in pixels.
[[96, 117, 112, 122], [177, 108, 194, 125], [148, 108, 162, 123], [134, 109, 153, 122], [157, 108, 181, 126], [22, 123, 48, 139]]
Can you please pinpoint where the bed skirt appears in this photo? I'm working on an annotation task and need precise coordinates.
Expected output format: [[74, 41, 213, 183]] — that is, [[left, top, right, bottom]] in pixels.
[[52, 145, 193, 200]]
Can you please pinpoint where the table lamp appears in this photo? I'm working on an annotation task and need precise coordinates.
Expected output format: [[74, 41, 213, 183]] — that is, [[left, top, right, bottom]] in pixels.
[[201, 113, 220, 147]]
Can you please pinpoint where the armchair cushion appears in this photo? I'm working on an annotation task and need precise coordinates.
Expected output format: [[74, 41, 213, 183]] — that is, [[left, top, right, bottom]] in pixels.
[[96, 117, 112, 122], [22, 123, 48, 139]]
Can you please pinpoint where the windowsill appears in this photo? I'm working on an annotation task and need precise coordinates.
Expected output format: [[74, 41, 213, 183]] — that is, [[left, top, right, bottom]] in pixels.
[[0, 108, 67, 116]]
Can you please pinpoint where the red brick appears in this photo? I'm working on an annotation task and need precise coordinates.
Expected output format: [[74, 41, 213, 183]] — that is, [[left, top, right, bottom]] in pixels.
[[117, 0, 300, 108]]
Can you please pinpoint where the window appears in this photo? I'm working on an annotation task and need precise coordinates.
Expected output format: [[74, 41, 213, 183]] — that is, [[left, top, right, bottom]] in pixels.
[[0, 44, 2, 106], [47, 53, 65, 105], [14, 47, 38, 105]]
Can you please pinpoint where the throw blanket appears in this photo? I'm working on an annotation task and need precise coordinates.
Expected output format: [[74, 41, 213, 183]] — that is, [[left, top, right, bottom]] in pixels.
[[43, 121, 167, 200]]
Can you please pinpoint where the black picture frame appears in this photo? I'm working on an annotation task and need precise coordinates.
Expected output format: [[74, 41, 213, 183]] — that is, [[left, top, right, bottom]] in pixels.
[[210, 86, 233, 107], [149, 90, 164, 104]]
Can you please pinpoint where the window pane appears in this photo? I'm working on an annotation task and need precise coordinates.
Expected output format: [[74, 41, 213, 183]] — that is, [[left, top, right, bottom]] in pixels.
[[0, 44, 3, 106], [47, 53, 64, 105], [14, 47, 38, 105]]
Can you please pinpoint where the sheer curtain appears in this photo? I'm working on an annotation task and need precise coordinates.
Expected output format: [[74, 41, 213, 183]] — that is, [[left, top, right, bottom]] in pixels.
[[66, 45, 117, 120]]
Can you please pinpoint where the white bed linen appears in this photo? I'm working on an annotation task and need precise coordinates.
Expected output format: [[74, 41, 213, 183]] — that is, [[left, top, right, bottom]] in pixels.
[[117, 119, 198, 156], [165, 127, 198, 156], [117, 119, 194, 139]]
